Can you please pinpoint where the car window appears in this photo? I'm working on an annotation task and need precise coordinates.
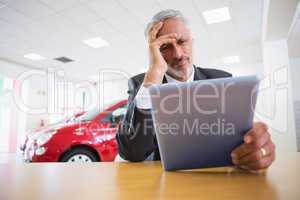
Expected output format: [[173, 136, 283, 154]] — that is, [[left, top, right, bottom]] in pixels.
[[112, 105, 127, 116], [100, 112, 112, 123], [75, 109, 100, 122], [100, 104, 127, 123]]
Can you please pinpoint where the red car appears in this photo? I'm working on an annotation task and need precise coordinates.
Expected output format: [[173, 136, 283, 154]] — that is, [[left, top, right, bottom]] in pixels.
[[19, 111, 86, 153], [22, 100, 128, 163]]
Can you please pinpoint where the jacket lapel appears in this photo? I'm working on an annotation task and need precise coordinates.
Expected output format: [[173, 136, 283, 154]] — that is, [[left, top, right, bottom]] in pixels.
[[193, 65, 207, 81], [162, 75, 168, 84]]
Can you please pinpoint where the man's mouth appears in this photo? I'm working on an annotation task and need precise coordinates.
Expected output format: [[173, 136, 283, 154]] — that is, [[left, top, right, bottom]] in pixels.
[[174, 58, 188, 67]]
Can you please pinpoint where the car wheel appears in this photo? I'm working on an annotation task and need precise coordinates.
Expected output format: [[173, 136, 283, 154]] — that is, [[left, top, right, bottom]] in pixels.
[[60, 147, 99, 163]]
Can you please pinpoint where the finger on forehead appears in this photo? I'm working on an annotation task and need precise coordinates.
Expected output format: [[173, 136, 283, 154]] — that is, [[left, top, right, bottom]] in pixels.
[[156, 38, 177, 47], [157, 33, 178, 40], [152, 21, 163, 30], [149, 22, 163, 40]]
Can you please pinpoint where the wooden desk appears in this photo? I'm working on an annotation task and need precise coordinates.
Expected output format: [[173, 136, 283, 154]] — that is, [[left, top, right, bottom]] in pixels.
[[0, 153, 299, 200]]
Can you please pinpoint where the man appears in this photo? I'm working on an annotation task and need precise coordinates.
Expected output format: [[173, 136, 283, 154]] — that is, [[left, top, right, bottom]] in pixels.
[[116, 9, 275, 171]]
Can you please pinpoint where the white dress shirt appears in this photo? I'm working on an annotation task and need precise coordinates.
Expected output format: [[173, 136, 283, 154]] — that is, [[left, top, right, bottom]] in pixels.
[[135, 67, 195, 109]]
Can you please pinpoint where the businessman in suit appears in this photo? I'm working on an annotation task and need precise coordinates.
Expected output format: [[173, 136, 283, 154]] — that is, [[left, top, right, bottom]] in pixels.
[[116, 9, 275, 171]]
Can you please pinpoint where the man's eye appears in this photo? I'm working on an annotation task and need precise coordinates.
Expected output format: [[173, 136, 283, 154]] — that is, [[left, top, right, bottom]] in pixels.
[[160, 44, 172, 51], [178, 40, 186, 45]]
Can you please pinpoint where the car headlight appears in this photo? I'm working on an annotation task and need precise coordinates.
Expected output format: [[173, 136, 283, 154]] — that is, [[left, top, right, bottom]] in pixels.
[[36, 131, 56, 146]]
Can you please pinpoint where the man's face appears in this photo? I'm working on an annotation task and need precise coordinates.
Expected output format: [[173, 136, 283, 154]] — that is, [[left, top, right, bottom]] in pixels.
[[157, 18, 193, 80]]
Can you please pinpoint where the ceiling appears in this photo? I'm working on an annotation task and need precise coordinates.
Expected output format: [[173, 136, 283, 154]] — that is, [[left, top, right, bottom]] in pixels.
[[0, 0, 263, 81]]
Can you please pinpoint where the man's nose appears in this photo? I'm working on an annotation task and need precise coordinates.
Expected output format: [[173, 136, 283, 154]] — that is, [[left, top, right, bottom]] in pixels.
[[172, 44, 183, 58]]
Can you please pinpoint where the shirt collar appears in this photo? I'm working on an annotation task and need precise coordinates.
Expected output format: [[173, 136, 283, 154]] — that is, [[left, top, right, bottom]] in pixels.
[[165, 66, 195, 83]]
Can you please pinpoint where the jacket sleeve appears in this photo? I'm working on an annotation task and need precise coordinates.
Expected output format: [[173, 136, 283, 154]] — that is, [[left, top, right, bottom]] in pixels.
[[116, 78, 158, 162]]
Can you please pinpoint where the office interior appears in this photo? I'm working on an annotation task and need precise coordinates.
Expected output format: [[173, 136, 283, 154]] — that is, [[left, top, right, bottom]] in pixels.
[[0, 0, 300, 199]]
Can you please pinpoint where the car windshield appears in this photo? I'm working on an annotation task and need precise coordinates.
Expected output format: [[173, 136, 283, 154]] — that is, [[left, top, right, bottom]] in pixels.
[[74, 100, 123, 122], [74, 109, 100, 122]]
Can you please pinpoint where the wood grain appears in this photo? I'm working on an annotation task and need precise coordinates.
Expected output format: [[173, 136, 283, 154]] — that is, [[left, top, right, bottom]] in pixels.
[[0, 153, 299, 200]]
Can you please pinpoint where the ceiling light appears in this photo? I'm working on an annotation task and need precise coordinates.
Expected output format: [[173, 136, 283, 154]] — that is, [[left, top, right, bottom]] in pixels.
[[223, 56, 240, 64], [23, 53, 46, 61], [83, 37, 109, 48], [202, 7, 231, 24]]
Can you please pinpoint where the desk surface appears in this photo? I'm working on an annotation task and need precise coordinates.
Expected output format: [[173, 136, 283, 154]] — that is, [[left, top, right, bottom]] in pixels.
[[0, 153, 299, 200]]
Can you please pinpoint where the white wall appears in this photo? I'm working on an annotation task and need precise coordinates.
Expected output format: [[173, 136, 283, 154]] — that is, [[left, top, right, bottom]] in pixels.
[[24, 70, 130, 129], [289, 57, 300, 151], [290, 57, 300, 101], [212, 63, 264, 78], [0, 59, 29, 153], [24, 74, 48, 129], [257, 39, 297, 152], [0, 58, 130, 130], [101, 78, 129, 107]]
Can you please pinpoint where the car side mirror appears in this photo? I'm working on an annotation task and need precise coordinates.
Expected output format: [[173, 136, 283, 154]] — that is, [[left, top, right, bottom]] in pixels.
[[111, 108, 127, 124]]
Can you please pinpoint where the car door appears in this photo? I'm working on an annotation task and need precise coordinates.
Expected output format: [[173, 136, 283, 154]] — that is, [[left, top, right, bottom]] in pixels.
[[92, 104, 128, 160]]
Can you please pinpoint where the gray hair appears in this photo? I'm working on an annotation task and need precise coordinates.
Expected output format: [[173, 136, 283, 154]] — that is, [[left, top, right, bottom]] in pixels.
[[144, 9, 189, 38]]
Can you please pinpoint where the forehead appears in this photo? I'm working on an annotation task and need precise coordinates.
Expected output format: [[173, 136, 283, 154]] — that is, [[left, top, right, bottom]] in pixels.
[[157, 18, 191, 38]]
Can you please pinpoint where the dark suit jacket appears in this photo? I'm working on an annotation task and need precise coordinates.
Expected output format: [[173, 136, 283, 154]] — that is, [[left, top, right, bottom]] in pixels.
[[116, 65, 232, 162]]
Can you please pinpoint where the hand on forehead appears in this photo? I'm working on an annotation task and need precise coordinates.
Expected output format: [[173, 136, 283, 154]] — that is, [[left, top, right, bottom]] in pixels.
[[156, 18, 191, 38]]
